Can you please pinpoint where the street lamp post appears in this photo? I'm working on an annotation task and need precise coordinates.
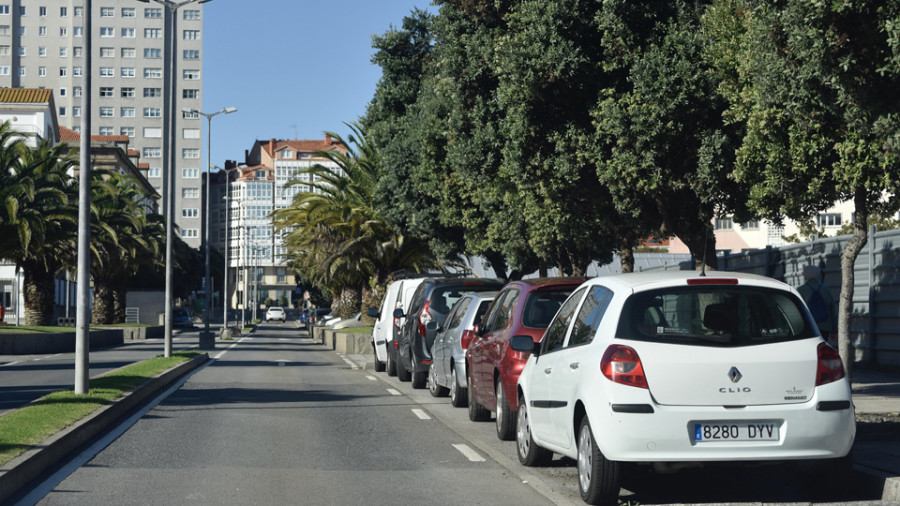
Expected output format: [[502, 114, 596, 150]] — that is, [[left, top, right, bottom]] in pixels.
[[184, 107, 236, 348], [214, 164, 242, 330], [137, 0, 213, 357]]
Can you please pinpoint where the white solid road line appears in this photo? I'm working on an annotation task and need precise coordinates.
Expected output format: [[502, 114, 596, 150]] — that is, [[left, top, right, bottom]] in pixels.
[[411, 408, 431, 420], [452, 444, 486, 462]]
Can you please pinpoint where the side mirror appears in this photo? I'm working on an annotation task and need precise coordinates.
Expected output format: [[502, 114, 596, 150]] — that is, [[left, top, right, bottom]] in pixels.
[[474, 323, 487, 337], [510, 335, 540, 357], [425, 321, 438, 340], [393, 308, 405, 319], [366, 307, 379, 318]]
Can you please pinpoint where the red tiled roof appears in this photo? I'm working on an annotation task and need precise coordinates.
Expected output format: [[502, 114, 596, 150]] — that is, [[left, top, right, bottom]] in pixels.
[[59, 126, 129, 143], [127, 149, 139, 156], [0, 88, 53, 104], [138, 162, 150, 169]]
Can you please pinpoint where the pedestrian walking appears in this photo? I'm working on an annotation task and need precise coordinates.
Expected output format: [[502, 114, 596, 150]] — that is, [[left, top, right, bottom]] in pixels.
[[798, 265, 837, 344]]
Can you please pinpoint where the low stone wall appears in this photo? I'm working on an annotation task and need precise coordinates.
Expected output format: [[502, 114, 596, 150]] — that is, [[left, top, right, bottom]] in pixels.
[[0, 329, 124, 355], [97, 326, 163, 341], [334, 333, 372, 355]]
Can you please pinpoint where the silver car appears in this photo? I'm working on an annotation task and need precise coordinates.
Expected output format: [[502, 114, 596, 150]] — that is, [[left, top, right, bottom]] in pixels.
[[427, 291, 497, 407]]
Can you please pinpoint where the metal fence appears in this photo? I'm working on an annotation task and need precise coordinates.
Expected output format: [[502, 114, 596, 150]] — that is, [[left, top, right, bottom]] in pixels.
[[645, 226, 900, 367]]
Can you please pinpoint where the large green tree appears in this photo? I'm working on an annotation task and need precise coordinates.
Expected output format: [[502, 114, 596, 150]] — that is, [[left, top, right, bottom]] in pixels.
[[704, 0, 900, 373]]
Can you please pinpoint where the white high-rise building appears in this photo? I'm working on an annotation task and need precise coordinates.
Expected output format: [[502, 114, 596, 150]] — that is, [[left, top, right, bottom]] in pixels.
[[0, 1, 205, 247]]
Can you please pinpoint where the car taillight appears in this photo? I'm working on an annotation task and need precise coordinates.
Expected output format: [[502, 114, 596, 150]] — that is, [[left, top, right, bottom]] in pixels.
[[417, 300, 432, 337], [601, 345, 648, 389], [816, 342, 845, 386], [393, 302, 402, 329], [460, 329, 475, 350]]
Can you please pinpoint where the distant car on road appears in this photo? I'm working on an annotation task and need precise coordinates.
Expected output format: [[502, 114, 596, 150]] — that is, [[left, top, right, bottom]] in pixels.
[[265, 307, 286, 322], [172, 308, 193, 328]]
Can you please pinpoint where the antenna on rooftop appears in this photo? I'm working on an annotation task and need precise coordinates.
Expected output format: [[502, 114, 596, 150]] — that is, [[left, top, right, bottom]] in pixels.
[[290, 124, 298, 139]]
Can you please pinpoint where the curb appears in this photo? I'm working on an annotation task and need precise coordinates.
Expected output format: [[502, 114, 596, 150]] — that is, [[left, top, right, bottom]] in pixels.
[[0, 353, 209, 504]]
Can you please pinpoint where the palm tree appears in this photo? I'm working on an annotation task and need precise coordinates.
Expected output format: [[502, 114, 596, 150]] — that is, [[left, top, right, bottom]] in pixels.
[[89, 171, 164, 324], [272, 122, 440, 315], [0, 129, 78, 326]]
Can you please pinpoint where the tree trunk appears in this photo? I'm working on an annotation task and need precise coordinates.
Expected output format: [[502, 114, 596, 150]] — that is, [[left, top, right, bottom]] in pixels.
[[679, 228, 718, 271], [838, 189, 868, 379], [112, 281, 128, 323], [484, 251, 509, 281], [22, 261, 58, 326], [92, 282, 115, 325], [620, 245, 635, 273]]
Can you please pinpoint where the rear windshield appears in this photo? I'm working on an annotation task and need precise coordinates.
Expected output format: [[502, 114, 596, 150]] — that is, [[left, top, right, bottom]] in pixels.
[[522, 289, 575, 328], [616, 286, 815, 347], [431, 284, 500, 315]]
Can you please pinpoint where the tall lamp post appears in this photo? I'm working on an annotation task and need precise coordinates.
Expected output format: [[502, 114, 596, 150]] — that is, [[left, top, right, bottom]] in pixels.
[[138, 0, 213, 357], [215, 165, 242, 330], [184, 107, 237, 348]]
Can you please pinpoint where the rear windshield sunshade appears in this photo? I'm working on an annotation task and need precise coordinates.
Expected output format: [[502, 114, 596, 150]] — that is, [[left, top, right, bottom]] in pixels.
[[616, 286, 816, 347]]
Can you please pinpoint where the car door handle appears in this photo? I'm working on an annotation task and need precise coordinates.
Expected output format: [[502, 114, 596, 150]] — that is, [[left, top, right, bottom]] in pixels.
[[544, 368, 552, 375], [569, 362, 579, 370]]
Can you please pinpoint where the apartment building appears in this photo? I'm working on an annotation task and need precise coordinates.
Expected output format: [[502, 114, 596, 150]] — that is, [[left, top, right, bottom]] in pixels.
[[0, 0, 205, 247], [215, 137, 346, 312]]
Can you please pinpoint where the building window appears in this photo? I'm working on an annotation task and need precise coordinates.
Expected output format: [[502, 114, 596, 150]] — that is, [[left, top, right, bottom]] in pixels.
[[38, 66, 46, 77], [73, 86, 82, 97], [182, 110, 199, 119], [38, 47, 46, 57], [143, 107, 161, 118], [183, 9, 200, 20], [120, 127, 135, 138], [18, 5, 23, 15], [74, 26, 83, 37], [121, 67, 135, 78], [99, 127, 114, 136], [277, 268, 286, 283], [143, 147, 161, 158], [0, 45, 7, 56], [144, 67, 162, 78], [183, 89, 199, 99], [99, 67, 114, 77], [16, 47, 24, 57], [39, 7, 47, 16], [183, 30, 200, 40], [0, 65, 11, 76], [59, 67, 67, 77], [18, 26, 24, 36], [143, 87, 161, 98], [183, 49, 200, 60], [59, 87, 66, 97], [183, 148, 199, 159], [144, 47, 161, 59], [121, 28, 135, 38], [121, 107, 135, 117], [183, 168, 200, 179], [181, 229, 199, 239], [121, 87, 135, 98], [714, 216, 734, 230], [73, 66, 82, 76], [99, 27, 114, 37], [0, 6, 8, 15], [100, 7, 114, 17], [182, 128, 200, 139], [100, 47, 114, 57], [58, 27, 69, 37], [148, 167, 161, 178], [74, 6, 83, 16], [73, 107, 81, 117], [121, 7, 135, 18], [183, 69, 200, 80], [74, 46, 82, 57], [144, 28, 162, 39], [143, 127, 162, 138], [121, 47, 135, 58], [145, 8, 162, 18], [60, 7, 68, 16], [59, 47, 67, 57], [99, 87, 114, 97], [58, 107, 66, 117], [99, 107, 114, 118], [741, 220, 760, 231], [0, 25, 9, 36], [182, 208, 199, 218], [817, 213, 842, 227], [17, 67, 23, 76], [183, 188, 199, 198]]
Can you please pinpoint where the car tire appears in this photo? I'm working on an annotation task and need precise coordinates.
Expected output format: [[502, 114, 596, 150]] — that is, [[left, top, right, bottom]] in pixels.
[[468, 369, 491, 422], [373, 343, 386, 372], [495, 379, 516, 441], [397, 353, 411, 382], [428, 364, 449, 397], [450, 367, 467, 408], [517, 395, 551, 466], [411, 368, 427, 389], [386, 348, 397, 377], [577, 417, 621, 505]]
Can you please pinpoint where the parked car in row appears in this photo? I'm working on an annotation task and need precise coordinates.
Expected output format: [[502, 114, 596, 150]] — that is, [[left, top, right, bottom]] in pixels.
[[466, 278, 584, 440], [394, 277, 505, 388], [427, 291, 497, 407], [368, 278, 426, 374], [509, 271, 855, 504]]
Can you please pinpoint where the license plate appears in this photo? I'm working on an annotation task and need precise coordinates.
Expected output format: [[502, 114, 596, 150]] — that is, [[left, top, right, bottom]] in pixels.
[[693, 422, 779, 442]]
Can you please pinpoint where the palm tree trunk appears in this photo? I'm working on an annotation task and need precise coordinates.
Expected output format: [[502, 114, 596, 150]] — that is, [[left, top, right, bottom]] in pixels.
[[92, 282, 115, 325], [22, 260, 58, 326]]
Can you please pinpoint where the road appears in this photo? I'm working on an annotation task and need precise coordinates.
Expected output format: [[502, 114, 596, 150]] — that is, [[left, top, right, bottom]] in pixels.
[[0, 332, 200, 416], [10, 322, 874, 505]]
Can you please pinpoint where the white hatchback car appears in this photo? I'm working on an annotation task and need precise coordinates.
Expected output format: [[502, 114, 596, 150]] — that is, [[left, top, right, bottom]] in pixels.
[[265, 307, 286, 322], [510, 271, 855, 505]]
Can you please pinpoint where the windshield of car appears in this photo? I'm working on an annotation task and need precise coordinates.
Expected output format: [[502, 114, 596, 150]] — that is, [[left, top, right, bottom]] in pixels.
[[522, 288, 575, 328], [616, 285, 815, 347], [431, 284, 499, 317]]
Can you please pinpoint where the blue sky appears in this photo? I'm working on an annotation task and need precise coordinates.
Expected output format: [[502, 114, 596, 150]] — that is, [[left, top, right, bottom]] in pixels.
[[202, 0, 432, 167]]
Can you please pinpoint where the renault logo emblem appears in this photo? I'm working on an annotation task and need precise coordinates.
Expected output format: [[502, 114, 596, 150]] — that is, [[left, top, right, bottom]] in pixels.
[[728, 367, 742, 383]]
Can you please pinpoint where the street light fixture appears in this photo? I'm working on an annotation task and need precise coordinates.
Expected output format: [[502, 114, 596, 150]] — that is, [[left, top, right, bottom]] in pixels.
[[211, 164, 243, 331], [137, 0, 213, 357], [183, 107, 237, 347]]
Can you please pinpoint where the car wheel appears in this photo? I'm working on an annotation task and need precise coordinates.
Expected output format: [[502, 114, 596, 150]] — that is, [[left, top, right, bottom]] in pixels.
[[495, 379, 516, 441], [450, 367, 467, 408], [468, 369, 491, 422], [386, 348, 397, 377], [577, 417, 621, 505], [397, 352, 411, 382], [428, 364, 449, 397], [373, 343, 386, 372], [517, 395, 551, 466], [411, 368, 427, 389]]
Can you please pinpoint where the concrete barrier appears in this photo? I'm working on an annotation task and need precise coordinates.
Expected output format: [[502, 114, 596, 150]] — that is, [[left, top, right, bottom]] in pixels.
[[97, 326, 163, 341], [334, 332, 372, 355], [0, 329, 124, 355]]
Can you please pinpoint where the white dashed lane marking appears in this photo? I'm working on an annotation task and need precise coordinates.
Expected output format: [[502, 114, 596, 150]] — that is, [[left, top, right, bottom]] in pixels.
[[452, 444, 485, 462], [411, 408, 431, 420], [387, 389, 401, 396]]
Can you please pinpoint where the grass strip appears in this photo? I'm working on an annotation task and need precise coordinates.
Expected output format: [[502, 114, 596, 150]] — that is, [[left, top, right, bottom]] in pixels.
[[0, 351, 202, 466]]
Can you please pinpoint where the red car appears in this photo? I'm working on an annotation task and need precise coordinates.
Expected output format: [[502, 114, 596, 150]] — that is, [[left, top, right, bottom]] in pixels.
[[465, 277, 585, 440]]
